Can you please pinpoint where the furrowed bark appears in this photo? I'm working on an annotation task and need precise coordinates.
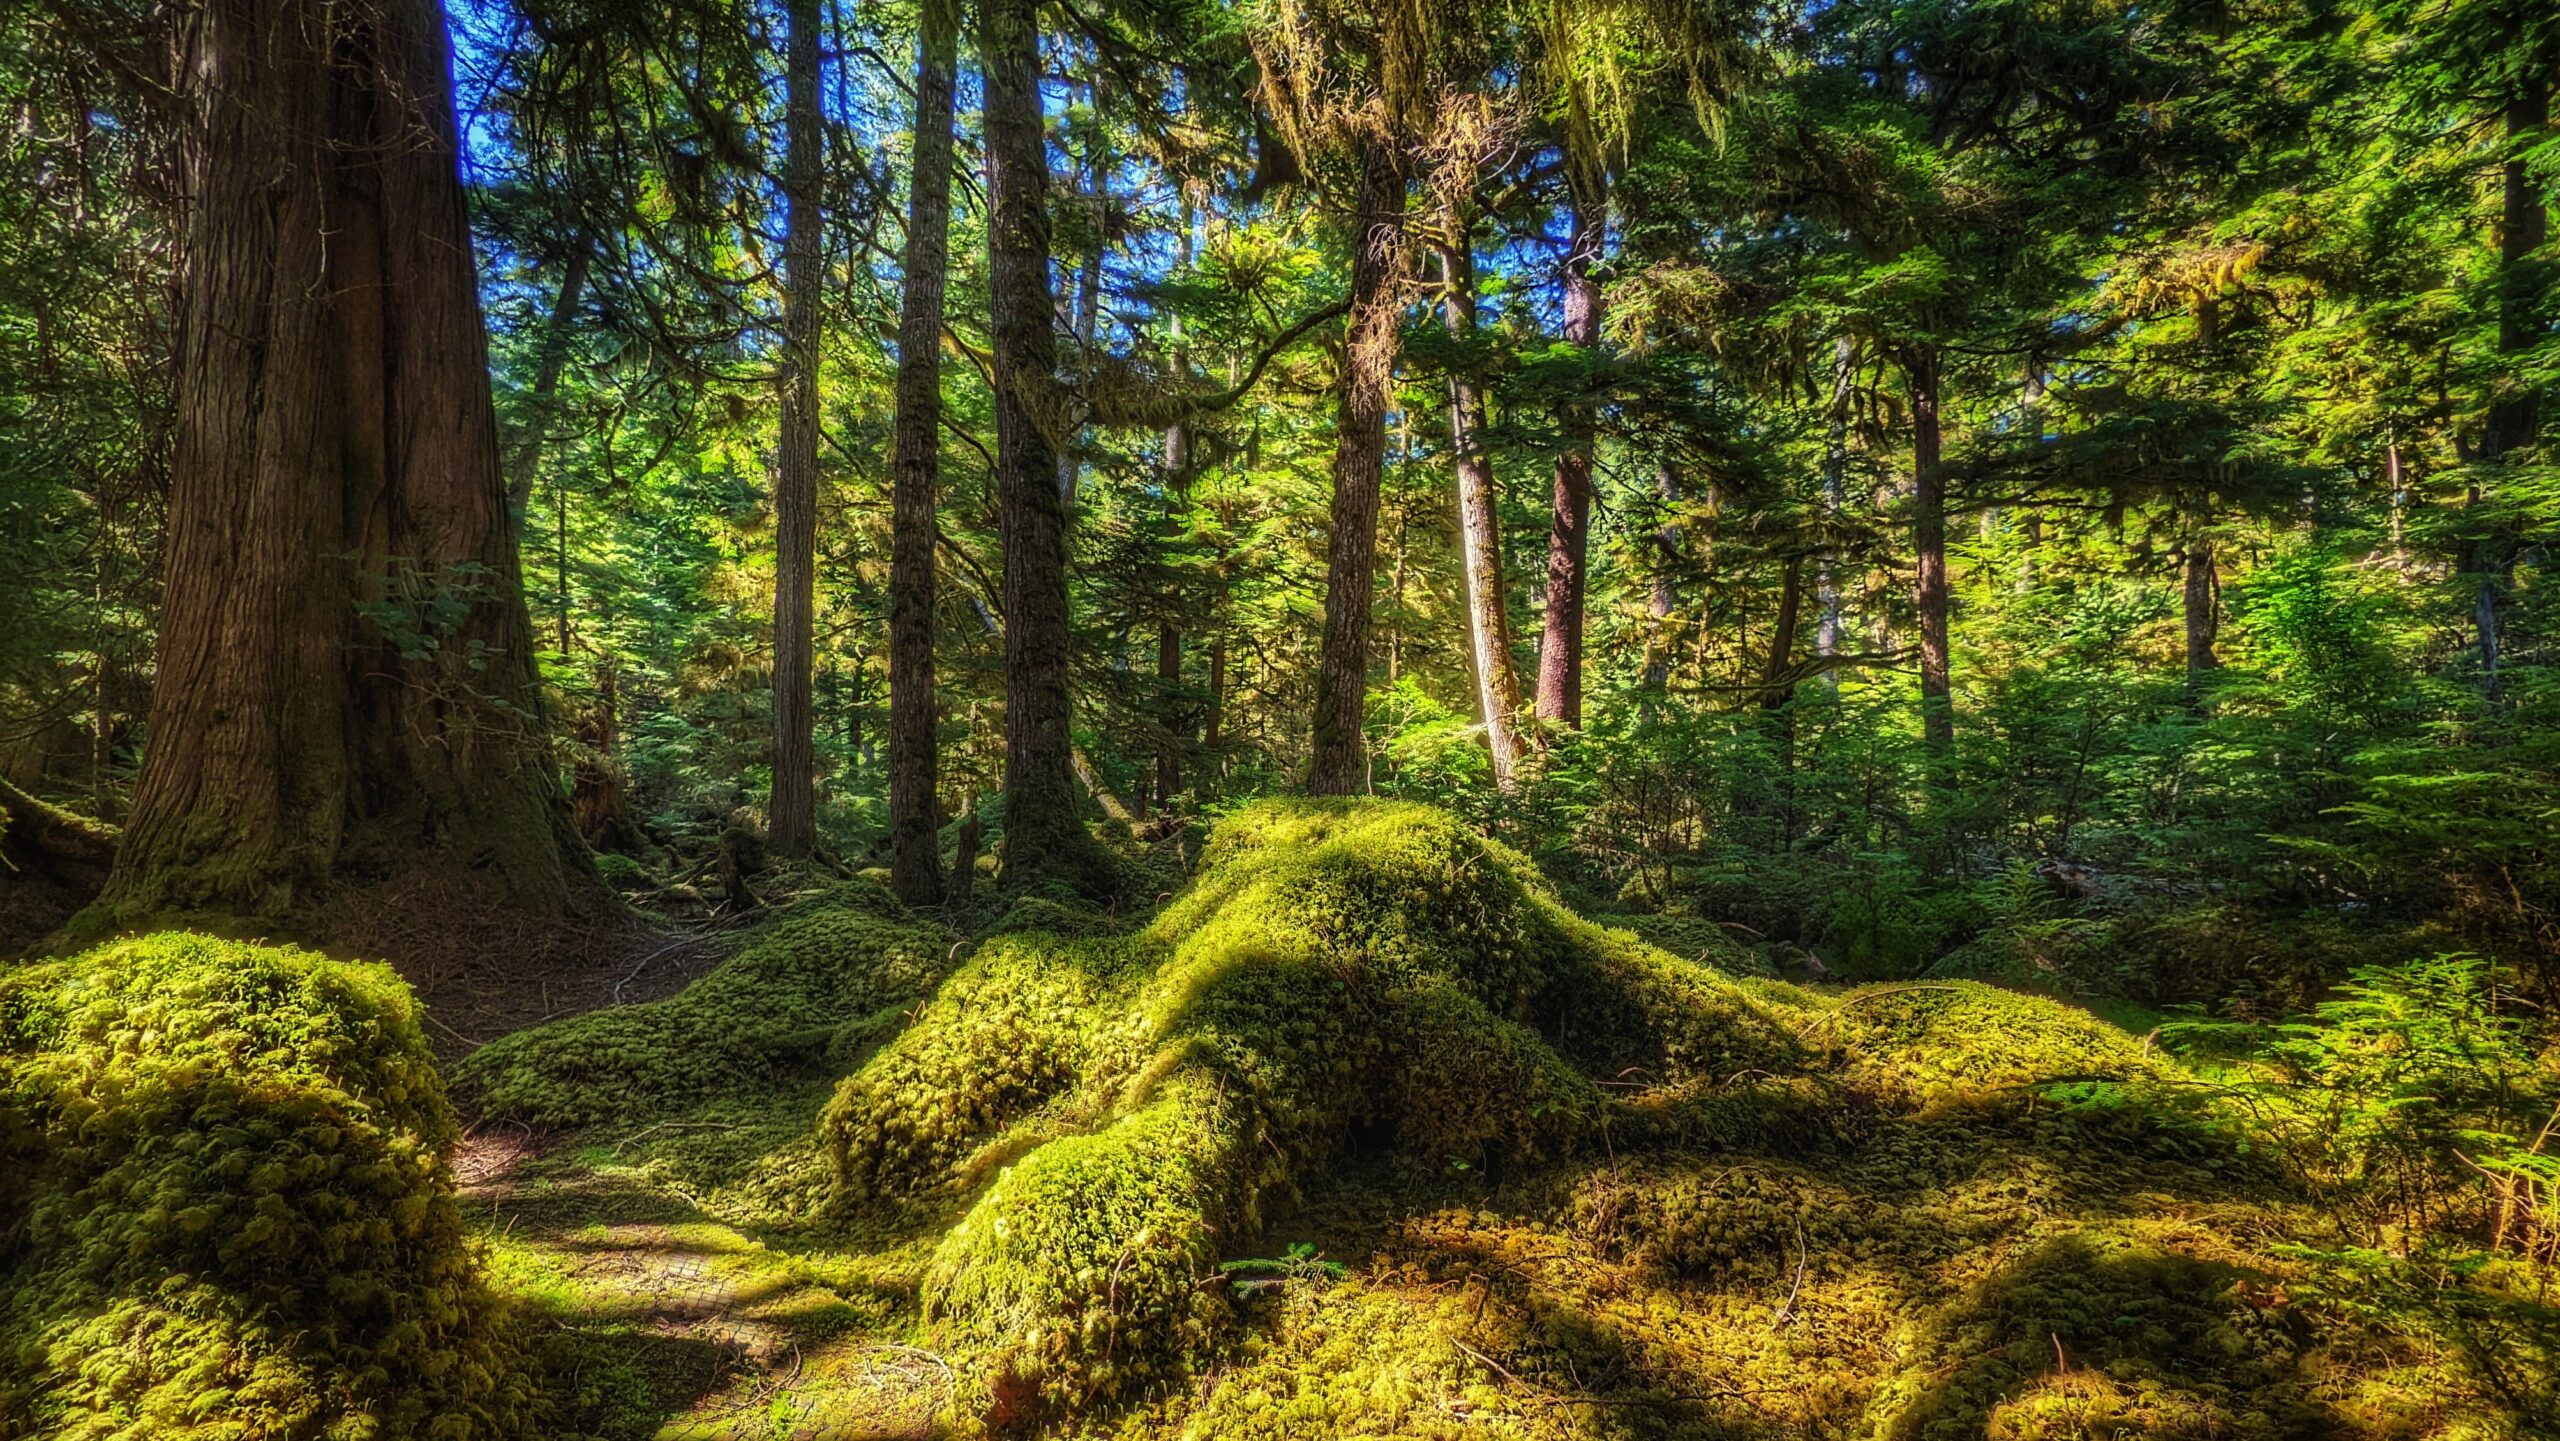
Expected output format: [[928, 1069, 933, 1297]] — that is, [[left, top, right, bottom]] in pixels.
[[768, 0, 824, 858], [103, 0, 600, 924], [982, 0, 1110, 891], [887, 0, 958, 906], [1308, 138, 1407, 796]]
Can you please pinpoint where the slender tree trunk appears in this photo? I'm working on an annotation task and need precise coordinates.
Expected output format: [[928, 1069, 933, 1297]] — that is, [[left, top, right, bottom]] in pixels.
[[1308, 139, 1406, 795], [2184, 536, 2219, 676], [983, 0, 1107, 889], [1439, 233, 1526, 788], [767, 0, 824, 858], [1153, 209, 1195, 809], [1816, 335, 1852, 684], [1761, 555, 1805, 710], [103, 0, 599, 923], [1642, 461, 1680, 692], [2474, 80, 2551, 697], [886, 0, 956, 905], [1058, 64, 1107, 508], [1910, 346, 1953, 752], [505, 240, 590, 525], [1534, 174, 1606, 727]]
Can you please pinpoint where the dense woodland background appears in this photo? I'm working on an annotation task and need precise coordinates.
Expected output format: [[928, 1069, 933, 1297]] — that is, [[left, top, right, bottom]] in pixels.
[[2, 0, 2560, 1434], [4, 0, 2555, 1014]]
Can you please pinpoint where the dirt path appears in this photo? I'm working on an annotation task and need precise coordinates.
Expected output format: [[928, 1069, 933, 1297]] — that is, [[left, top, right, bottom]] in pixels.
[[456, 1130, 952, 1440]]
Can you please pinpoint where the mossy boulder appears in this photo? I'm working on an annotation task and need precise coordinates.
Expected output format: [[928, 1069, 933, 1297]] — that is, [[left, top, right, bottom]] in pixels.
[[0, 933, 545, 1440], [817, 801, 1838, 1417], [456, 903, 952, 1126]]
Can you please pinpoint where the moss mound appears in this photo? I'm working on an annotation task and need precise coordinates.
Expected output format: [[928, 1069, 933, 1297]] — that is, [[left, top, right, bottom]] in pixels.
[[814, 800, 2160, 1421], [0, 933, 544, 1440], [456, 903, 952, 1127]]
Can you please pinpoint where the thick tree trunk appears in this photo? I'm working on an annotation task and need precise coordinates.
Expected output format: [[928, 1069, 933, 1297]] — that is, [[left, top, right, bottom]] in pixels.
[[1439, 233, 1526, 788], [505, 240, 590, 526], [1910, 346, 1953, 752], [1307, 139, 1407, 795], [983, 0, 1109, 890], [2473, 81, 2550, 696], [1534, 175, 1606, 727], [767, 0, 824, 858], [2184, 536, 2219, 677], [887, 0, 957, 906], [103, 0, 599, 923]]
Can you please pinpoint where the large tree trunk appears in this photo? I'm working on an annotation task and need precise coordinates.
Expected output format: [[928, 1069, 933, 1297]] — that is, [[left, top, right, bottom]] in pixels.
[[983, 0, 1109, 890], [1533, 175, 1606, 727], [1910, 346, 1953, 753], [886, 0, 957, 906], [102, 0, 599, 923], [504, 240, 590, 526], [1438, 232, 1526, 788], [2473, 80, 2550, 697], [767, 0, 824, 858], [1307, 139, 1407, 795]]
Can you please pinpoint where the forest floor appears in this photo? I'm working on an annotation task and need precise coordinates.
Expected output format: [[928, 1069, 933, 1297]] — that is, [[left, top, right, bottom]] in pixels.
[[458, 1104, 956, 1440], [435, 804, 2519, 1440]]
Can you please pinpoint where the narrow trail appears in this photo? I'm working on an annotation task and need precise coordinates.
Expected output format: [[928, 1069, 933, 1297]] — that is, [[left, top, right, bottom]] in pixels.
[[456, 1131, 952, 1440]]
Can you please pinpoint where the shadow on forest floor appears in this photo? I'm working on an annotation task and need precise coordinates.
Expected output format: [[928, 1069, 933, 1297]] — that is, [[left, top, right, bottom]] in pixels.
[[459, 1127, 953, 1440]]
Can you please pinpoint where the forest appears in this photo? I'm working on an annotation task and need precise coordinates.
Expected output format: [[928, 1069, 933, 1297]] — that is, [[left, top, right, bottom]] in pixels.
[[1, 0, 2557, 1435]]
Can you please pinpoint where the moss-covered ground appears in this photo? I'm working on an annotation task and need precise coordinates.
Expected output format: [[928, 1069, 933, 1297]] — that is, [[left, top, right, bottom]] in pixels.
[[13, 801, 2550, 1439]]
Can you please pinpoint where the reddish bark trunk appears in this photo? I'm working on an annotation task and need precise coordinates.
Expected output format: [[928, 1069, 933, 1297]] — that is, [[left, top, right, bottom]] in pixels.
[[1534, 176, 1606, 727], [104, 0, 599, 922]]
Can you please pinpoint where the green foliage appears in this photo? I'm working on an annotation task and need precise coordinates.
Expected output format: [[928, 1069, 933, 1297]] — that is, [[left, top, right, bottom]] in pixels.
[[812, 799, 2189, 1422], [456, 900, 954, 1127], [2166, 954, 2560, 1254], [0, 933, 547, 1439]]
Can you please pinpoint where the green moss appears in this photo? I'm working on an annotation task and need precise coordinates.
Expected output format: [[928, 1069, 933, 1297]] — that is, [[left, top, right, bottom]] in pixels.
[[456, 903, 954, 1127], [819, 799, 1809, 1416], [590, 852, 654, 890], [0, 933, 548, 1440], [1597, 911, 1777, 979], [1817, 981, 2168, 1110]]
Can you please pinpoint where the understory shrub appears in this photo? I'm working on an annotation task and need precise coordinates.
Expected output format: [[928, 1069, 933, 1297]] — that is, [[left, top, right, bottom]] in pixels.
[[0, 933, 546, 1440]]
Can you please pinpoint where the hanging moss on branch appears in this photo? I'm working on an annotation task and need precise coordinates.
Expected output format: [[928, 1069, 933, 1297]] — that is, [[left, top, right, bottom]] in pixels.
[[0, 933, 548, 1440]]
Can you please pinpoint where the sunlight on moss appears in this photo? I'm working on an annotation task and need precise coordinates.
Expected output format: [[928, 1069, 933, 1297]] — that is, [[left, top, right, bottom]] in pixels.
[[0, 933, 548, 1440]]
